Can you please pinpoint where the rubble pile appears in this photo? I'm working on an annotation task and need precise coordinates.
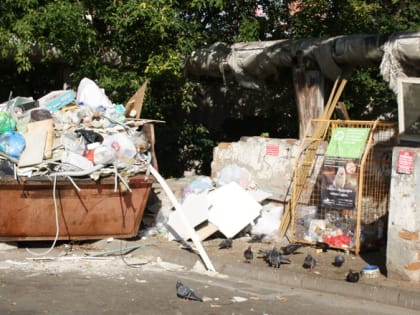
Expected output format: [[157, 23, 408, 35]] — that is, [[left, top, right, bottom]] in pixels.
[[0, 77, 155, 183]]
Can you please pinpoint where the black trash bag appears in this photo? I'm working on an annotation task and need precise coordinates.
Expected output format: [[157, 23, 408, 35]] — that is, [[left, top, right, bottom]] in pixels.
[[74, 129, 104, 144]]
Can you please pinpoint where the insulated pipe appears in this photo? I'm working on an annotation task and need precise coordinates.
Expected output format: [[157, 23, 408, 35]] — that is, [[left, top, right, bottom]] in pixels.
[[185, 32, 420, 88]]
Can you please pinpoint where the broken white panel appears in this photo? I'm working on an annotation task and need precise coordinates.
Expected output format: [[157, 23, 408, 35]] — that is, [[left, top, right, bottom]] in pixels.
[[207, 182, 262, 238], [246, 189, 272, 203], [149, 165, 216, 271], [167, 192, 211, 240]]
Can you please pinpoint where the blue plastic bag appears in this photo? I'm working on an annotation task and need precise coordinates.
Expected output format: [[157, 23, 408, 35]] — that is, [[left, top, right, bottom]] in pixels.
[[0, 131, 26, 158]]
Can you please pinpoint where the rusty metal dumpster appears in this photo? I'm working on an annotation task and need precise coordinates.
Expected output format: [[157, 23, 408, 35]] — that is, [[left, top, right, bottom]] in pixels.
[[0, 173, 154, 241]]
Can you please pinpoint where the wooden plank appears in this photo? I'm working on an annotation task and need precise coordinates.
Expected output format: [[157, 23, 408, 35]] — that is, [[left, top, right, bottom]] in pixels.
[[196, 222, 219, 241]]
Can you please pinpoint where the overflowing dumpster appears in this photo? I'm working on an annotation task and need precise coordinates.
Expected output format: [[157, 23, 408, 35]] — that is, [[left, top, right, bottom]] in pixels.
[[0, 78, 159, 241]]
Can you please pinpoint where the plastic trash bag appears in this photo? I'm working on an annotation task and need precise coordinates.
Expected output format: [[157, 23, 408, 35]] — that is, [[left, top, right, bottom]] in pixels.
[[103, 133, 137, 160], [251, 206, 284, 238], [0, 112, 16, 134], [0, 131, 26, 158], [76, 77, 113, 111], [92, 145, 117, 165], [61, 132, 85, 155], [182, 176, 214, 200], [214, 164, 252, 189], [75, 129, 104, 144]]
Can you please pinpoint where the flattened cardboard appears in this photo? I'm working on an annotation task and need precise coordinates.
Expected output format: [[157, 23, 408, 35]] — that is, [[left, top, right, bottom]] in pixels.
[[18, 130, 47, 167], [26, 119, 54, 159]]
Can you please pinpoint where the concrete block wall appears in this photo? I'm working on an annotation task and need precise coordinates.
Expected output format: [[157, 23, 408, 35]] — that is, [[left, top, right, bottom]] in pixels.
[[211, 136, 300, 200], [387, 146, 420, 281]]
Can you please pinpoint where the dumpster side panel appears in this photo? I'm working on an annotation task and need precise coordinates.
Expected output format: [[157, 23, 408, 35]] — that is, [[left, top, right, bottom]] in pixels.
[[0, 175, 153, 241]]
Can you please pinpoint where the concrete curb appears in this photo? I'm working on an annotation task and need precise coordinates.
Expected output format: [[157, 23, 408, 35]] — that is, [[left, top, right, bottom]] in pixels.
[[140, 243, 420, 311]]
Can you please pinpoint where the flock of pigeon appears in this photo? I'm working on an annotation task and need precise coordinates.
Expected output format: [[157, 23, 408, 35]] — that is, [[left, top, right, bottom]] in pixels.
[[175, 238, 362, 302], [226, 238, 361, 284]]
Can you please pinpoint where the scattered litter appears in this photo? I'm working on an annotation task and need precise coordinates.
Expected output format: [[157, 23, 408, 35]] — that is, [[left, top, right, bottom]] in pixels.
[[87, 242, 155, 257], [135, 279, 148, 283], [80, 257, 115, 261], [121, 258, 148, 265], [5, 260, 28, 266], [231, 296, 248, 303], [26, 257, 57, 261]]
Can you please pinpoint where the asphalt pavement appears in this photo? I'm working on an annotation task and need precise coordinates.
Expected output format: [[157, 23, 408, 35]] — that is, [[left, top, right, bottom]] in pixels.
[[1, 234, 419, 312], [1, 241, 419, 315]]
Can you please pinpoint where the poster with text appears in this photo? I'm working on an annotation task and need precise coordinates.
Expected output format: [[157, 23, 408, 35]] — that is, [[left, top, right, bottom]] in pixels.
[[320, 128, 370, 210]]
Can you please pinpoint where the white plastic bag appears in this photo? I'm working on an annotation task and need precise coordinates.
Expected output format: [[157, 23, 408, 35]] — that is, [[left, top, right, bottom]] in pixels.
[[76, 77, 113, 111], [103, 133, 137, 160]]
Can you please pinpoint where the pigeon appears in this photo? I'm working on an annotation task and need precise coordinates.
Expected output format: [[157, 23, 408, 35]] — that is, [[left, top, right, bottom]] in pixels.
[[257, 249, 272, 264], [268, 247, 291, 268], [268, 247, 280, 267], [315, 241, 330, 252], [248, 234, 265, 243], [218, 238, 233, 249], [281, 243, 304, 255], [332, 255, 345, 267], [302, 254, 316, 271], [176, 281, 203, 302], [244, 246, 253, 263], [346, 270, 360, 283]]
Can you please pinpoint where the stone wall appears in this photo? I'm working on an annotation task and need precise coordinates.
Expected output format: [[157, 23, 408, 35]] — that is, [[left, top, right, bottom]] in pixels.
[[387, 146, 420, 281]]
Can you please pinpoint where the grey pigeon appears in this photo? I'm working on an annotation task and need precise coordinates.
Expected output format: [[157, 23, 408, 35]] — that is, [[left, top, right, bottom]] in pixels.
[[248, 234, 265, 243], [218, 238, 233, 249], [333, 255, 345, 267], [176, 281, 203, 302], [258, 248, 272, 260], [346, 270, 360, 283], [244, 246, 253, 263], [281, 243, 304, 255], [268, 247, 291, 268], [315, 241, 329, 252], [302, 254, 316, 271]]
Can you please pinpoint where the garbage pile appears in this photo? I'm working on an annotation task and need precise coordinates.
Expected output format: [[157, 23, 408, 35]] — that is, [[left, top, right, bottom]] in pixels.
[[151, 164, 285, 243], [0, 78, 155, 183]]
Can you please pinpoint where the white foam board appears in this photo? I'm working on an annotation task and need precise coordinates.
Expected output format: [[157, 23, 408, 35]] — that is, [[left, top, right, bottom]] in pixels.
[[167, 192, 211, 240], [207, 182, 262, 238]]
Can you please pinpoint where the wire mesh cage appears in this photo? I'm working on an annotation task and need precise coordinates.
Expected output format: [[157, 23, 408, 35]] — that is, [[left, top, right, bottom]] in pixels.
[[290, 119, 397, 254]]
